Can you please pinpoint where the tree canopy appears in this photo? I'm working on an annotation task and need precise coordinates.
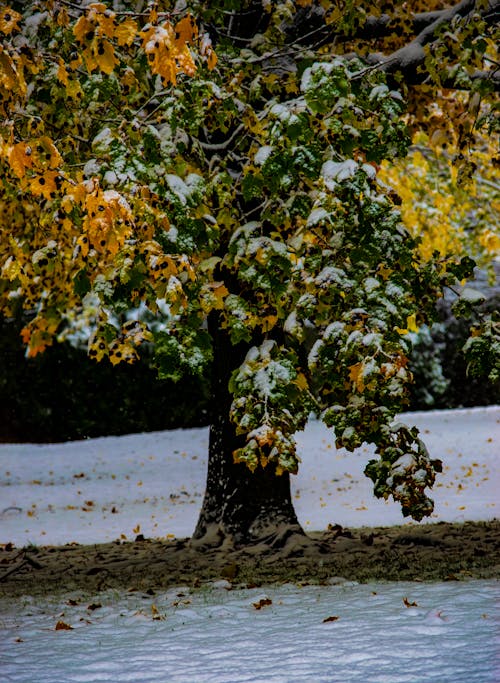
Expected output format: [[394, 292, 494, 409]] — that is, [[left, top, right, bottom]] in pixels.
[[0, 0, 498, 525]]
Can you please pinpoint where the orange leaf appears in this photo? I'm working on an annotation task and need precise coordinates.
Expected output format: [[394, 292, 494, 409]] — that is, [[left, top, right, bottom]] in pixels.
[[207, 49, 218, 70], [55, 620, 73, 631], [174, 15, 198, 46], [348, 361, 365, 393], [20, 326, 31, 344], [9, 142, 33, 178]]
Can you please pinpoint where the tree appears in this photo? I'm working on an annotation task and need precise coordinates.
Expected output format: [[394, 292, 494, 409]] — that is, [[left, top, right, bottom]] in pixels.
[[0, 1, 498, 546]]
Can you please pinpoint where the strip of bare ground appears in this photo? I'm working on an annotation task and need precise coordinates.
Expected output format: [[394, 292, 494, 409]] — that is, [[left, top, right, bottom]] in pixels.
[[1, 520, 498, 599]]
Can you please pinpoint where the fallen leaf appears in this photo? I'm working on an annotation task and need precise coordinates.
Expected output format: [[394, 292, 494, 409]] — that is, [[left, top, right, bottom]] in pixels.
[[151, 604, 165, 621], [55, 620, 73, 631], [253, 598, 272, 610], [322, 615, 340, 623], [403, 597, 418, 608]]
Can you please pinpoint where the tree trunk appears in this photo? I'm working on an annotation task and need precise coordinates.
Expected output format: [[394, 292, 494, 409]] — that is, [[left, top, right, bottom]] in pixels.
[[192, 316, 304, 548]]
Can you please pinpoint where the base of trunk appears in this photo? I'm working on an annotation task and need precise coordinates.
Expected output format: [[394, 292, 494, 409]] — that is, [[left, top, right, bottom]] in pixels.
[[191, 517, 306, 550], [192, 456, 306, 548]]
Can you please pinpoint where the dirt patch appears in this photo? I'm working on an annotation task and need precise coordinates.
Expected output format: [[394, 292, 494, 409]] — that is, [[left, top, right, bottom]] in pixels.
[[1, 520, 498, 599]]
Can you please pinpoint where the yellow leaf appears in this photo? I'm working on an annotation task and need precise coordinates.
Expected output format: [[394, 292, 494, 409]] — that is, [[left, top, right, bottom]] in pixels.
[[396, 313, 419, 335], [1, 255, 21, 281], [175, 45, 196, 77], [0, 6, 22, 35], [294, 372, 309, 390], [34, 136, 63, 169], [115, 17, 138, 46], [29, 171, 61, 200], [479, 229, 500, 254], [142, 23, 177, 85], [212, 282, 229, 308], [199, 281, 228, 312], [261, 314, 278, 332], [109, 341, 138, 365], [406, 313, 419, 333], [65, 79, 83, 101], [376, 264, 392, 280], [95, 6, 116, 39], [56, 7, 70, 27], [73, 15, 94, 45], [0, 46, 23, 94], [56, 59, 69, 86], [95, 39, 119, 75]]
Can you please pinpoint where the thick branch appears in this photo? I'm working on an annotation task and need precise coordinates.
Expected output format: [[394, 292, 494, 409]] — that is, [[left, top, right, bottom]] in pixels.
[[363, 9, 461, 39], [370, 0, 500, 88]]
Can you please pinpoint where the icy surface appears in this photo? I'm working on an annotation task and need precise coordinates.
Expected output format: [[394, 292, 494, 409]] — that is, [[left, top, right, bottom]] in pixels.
[[1, 580, 498, 683], [0, 407, 498, 546]]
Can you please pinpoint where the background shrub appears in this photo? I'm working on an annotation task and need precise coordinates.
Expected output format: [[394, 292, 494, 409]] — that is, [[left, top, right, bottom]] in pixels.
[[0, 313, 210, 443]]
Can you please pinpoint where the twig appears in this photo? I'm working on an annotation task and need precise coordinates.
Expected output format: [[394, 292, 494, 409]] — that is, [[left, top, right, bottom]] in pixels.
[[0, 560, 27, 583]]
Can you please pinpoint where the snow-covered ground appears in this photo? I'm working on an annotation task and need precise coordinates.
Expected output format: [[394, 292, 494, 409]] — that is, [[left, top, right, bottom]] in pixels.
[[1, 406, 499, 683], [1, 407, 498, 546], [1, 580, 498, 683]]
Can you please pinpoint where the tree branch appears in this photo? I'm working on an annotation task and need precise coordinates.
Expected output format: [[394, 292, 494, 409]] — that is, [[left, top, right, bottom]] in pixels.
[[362, 9, 461, 39], [369, 0, 500, 89]]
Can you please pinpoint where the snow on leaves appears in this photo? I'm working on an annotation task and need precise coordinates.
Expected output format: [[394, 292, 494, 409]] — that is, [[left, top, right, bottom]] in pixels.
[[0, 1, 496, 522], [72, 4, 213, 82], [365, 423, 443, 521], [230, 340, 314, 474]]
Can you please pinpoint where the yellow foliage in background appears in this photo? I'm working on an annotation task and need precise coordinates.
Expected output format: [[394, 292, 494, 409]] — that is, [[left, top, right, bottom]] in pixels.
[[379, 132, 500, 271]]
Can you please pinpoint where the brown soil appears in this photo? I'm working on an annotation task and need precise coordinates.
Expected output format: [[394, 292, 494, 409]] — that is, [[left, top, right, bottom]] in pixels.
[[1, 520, 498, 599]]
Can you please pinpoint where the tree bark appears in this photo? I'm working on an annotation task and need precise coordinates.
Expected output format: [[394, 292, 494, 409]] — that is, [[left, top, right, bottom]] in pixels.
[[192, 315, 304, 547]]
